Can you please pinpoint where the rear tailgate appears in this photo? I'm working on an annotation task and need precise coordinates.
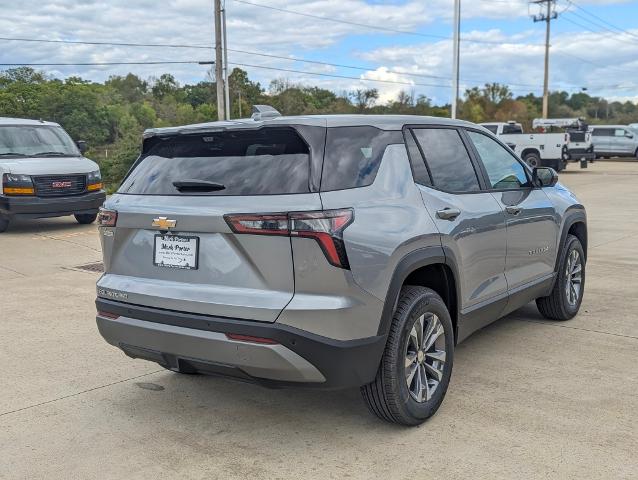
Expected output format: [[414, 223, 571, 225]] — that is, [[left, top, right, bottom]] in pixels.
[[97, 126, 323, 322], [98, 194, 321, 322]]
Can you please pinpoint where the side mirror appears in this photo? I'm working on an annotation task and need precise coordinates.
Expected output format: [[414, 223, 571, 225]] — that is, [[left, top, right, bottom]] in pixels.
[[76, 140, 88, 154], [533, 167, 558, 188], [625, 132, 634, 139]]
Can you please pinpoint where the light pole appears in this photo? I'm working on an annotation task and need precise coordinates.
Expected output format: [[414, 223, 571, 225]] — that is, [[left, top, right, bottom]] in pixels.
[[451, 0, 461, 119]]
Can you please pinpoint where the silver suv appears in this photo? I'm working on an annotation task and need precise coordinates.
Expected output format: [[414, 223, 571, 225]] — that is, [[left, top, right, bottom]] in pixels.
[[95, 108, 587, 425]]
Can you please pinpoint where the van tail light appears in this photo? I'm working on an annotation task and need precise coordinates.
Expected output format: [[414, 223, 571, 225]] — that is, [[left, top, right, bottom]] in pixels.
[[225, 209, 354, 269], [97, 208, 118, 227]]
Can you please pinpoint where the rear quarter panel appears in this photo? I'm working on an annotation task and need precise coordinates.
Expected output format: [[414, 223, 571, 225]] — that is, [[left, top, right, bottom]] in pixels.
[[320, 143, 441, 302]]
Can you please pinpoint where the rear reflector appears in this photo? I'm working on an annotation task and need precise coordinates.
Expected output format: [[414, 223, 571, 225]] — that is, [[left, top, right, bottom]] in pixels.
[[226, 333, 279, 345], [97, 310, 120, 320], [225, 209, 354, 269]]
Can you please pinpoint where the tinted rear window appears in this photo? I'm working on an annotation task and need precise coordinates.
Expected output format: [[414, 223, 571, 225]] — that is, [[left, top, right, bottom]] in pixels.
[[412, 128, 480, 192], [320, 126, 403, 191], [119, 128, 310, 195], [483, 125, 498, 134], [592, 128, 614, 137], [502, 124, 523, 134]]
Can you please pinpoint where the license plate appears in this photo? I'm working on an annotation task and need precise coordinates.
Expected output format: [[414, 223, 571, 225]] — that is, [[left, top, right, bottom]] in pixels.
[[153, 234, 199, 270]]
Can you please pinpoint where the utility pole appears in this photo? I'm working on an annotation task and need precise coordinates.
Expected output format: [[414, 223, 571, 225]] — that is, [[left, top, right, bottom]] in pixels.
[[214, 0, 225, 121], [451, 0, 461, 119], [222, 2, 231, 120], [531, 0, 557, 119]]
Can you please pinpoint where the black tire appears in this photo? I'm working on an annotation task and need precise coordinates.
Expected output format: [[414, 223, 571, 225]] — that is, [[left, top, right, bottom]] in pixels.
[[0, 215, 8, 233], [536, 234, 585, 320], [361, 286, 455, 426], [523, 152, 541, 169], [74, 213, 98, 224]]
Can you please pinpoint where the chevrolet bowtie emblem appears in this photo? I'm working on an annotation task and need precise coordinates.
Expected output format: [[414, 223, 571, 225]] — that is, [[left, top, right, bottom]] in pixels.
[[152, 217, 177, 229]]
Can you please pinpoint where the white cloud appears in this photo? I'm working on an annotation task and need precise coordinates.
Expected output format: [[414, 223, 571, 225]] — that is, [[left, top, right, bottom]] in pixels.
[[0, 0, 636, 106]]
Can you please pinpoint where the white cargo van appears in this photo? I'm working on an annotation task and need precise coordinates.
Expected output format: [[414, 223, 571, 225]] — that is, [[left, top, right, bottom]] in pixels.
[[0, 117, 106, 232]]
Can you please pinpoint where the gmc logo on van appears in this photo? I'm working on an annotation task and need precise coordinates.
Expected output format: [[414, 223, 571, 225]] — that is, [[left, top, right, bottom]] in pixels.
[[52, 181, 72, 188]]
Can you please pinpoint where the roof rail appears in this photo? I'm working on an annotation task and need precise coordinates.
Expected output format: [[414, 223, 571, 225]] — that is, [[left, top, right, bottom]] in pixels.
[[251, 105, 281, 121]]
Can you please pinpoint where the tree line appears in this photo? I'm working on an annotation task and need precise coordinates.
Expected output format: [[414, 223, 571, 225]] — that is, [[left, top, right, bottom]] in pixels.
[[1, 66, 637, 188]]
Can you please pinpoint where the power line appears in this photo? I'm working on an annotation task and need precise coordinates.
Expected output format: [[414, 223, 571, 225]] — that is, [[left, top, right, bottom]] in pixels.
[[0, 35, 544, 87], [566, 0, 638, 41], [228, 62, 452, 89], [232, 0, 544, 46], [0, 61, 207, 66]]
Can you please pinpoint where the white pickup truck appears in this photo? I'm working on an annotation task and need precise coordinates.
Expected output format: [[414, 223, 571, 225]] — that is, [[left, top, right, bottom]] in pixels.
[[480, 119, 594, 171]]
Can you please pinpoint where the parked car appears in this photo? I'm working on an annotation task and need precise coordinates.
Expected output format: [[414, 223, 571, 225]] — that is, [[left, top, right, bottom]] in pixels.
[[0, 117, 105, 232], [590, 125, 638, 158], [95, 108, 587, 425], [480, 119, 594, 171]]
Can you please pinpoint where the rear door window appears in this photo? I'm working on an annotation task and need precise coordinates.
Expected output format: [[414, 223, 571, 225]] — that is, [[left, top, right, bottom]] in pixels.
[[412, 128, 481, 192], [119, 127, 310, 195], [320, 126, 403, 191], [592, 128, 614, 137]]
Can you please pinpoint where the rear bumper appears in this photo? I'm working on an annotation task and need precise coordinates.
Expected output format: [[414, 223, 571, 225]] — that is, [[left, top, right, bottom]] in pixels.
[[0, 191, 106, 218], [95, 298, 386, 389], [566, 151, 595, 161]]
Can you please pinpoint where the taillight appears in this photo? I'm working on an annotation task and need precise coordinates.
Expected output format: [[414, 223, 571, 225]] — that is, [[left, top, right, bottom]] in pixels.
[[225, 209, 354, 269], [224, 213, 288, 236], [97, 208, 117, 227]]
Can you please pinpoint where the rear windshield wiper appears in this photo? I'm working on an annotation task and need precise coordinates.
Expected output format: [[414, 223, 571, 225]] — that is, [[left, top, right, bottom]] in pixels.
[[172, 180, 226, 192]]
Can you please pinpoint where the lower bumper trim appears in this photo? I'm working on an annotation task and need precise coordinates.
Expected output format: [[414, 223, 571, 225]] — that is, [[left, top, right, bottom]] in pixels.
[[96, 298, 387, 389]]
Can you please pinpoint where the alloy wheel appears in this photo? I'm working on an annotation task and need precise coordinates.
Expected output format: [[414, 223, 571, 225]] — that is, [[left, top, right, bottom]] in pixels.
[[565, 249, 583, 306], [405, 313, 447, 403]]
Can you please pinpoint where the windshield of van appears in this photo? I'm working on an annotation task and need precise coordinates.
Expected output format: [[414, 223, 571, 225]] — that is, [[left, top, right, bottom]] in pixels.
[[0, 125, 80, 158], [119, 127, 311, 196]]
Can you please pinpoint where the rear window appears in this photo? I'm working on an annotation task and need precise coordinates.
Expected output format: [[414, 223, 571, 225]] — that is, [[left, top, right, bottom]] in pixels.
[[320, 126, 403, 191], [483, 125, 498, 134], [502, 124, 523, 134], [119, 128, 310, 195]]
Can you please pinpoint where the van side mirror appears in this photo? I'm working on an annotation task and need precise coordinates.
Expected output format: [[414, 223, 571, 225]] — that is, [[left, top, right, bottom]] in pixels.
[[533, 167, 558, 188], [76, 140, 88, 154], [625, 132, 634, 139]]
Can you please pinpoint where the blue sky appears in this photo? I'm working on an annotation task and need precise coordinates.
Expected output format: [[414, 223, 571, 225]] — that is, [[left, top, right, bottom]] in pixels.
[[1, 0, 637, 105]]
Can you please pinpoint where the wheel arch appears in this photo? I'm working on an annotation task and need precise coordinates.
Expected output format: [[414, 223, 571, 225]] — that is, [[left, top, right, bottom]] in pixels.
[[377, 246, 460, 343], [521, 148, 541, 159], [556, 207, 587, 271]]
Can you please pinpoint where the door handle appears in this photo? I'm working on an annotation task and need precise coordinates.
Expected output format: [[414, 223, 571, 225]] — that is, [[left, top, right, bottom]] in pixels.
[[436, 208, 461, 220], [505, 205, 522, 215]]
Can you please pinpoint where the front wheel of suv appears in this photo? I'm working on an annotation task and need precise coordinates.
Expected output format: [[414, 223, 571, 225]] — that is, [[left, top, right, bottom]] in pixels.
[[361, 286, 454, 426], [536, 234, 585, 320]]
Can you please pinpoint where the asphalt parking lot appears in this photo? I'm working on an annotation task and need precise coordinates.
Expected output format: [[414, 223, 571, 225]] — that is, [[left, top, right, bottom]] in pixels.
[[1, 161, 637, 479]]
